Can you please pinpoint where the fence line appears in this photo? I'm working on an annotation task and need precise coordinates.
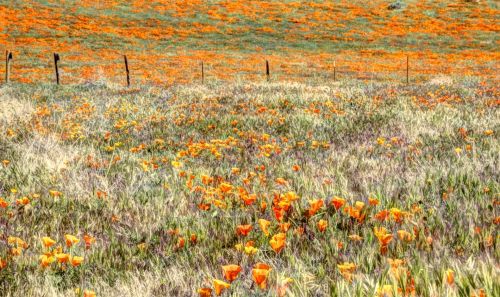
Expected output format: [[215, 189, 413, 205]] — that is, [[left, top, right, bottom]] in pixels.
[[2, 51, 499, 86]]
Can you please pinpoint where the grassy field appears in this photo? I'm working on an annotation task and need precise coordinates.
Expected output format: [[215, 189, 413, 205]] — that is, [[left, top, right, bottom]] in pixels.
[[0, 77, 498, 296], [1, 0, 499, 296]]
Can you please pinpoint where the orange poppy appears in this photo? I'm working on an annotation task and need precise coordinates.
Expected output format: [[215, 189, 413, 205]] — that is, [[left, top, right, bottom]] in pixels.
[[236, 224, 253, 236], [0, 197, 8, 208], [374, 227, 393, 254], [317, 219, 328, 232], [258, 219, 271, 236], [42, 237, 56, 248], [65, 234, 80, 247], [219, 183, 233, 193], [198, 287, 212, 297], [270, 233, 286, 253], [445, 269, 454, 286], [55, 253, 70, 263], [330, 197, 345, 211], [213, 279, 230, 296], [222, 264, 242, 282], [252, 263, 271, 289], [368, 197, 379, 206], [70, 256, 84, 267], [307, 199, 324, 217], [397, 230, 413, 242], [83, 234, 95, 250]]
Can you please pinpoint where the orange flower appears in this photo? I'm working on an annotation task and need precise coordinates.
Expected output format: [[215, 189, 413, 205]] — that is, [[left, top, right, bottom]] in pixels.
[[389, 208, 406, 223], [201, 175, 213, 185], [317, 219, 328, 232], [279, 222, 291, 232], [307, 199, 324, 217], [222, 264, 242, 282], [177, 237, 185, 249], [0, 257, 7, 270], [397, 230, 413, 242], [70, 256, 84, 267], [55, 253, 70, 263], [374, 210, 390, 221], [219, 183, 233, 193], [83, 290, 96, 297], [241, 193, 257, 206], [292, 164, 300, 171], [236, 224, 252, 236], [273, 206, 285, 222], [483, 130, 493, 136], [0, 197, 8, 208], [269, 233, 286, 253], [374, 227, 393, 254], [337, 262, 356, 281], [330, 196, 345, 211], [16, 197, 30, 205], [368, 197, 379, 206], [252, 263, 271, 289], [213, 279, 230, 296], [83, 234, 95, 249], [42, 236, 56, 248], [471, 288, 486, 297], [39, 254, 55, 268], [275, 177, 287, 185], [258, 219, 271, 236], [198, 287, 212, 297], [65, 234, 80, 247], [445, 269, 454, 286]]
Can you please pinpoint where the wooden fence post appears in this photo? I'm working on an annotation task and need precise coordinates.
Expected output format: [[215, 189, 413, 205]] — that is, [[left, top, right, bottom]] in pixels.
[[53, 53, 60, 85], [201, 61, 204, 84], [5, 51, 12, 84], [265, 60, 270, 82], [406, 55, 409, 85], [124, 55, 130, 87], [333, 60, 336, 82]]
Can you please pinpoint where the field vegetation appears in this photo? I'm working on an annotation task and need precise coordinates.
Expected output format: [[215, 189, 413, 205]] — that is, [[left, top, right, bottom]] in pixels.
[[0, 78, 498, 296]]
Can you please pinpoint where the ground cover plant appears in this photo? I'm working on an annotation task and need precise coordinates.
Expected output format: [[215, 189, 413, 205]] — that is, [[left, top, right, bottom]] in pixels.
[[1, 0, 499, 84], [1, 0, 499, 296], [0, 77, 498, 296]]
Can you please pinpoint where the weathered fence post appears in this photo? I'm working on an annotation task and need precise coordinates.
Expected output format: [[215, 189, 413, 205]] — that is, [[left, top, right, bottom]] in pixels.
[[53, 53, 60, 85], [333, 60, 336, 82], [406, 55, 409, 85], [5, 51, 12, 84], [201, 61, 204, 84], [265, 60, 270, 82], [124, 55, 130, 87]]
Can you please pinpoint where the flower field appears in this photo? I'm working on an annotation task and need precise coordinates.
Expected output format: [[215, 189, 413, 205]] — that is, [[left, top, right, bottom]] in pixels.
[[1, 1, 499, 84], [1, 1, 499, 297], [0, 79, 498, 296]]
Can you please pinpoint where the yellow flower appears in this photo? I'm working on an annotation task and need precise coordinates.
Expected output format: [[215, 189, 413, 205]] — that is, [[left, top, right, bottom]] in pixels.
[[65, 234, 80, 248], [55, 253, 70, 263], [258, 219, 271, 236], [42, 237, 56, 248], [213, 279, 230, 296], [244, 246, 258, 255], [40, 254, 56, 267], [83, 290, 96, 297], [70, 256, 84, 267]]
